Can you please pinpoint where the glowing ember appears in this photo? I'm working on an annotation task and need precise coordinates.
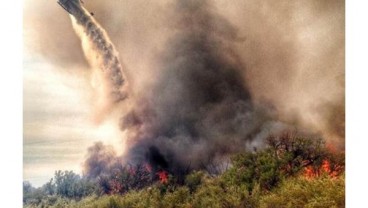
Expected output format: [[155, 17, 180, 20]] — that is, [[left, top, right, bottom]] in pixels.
[[157, 171, 168, 184], [304, 166, 315, 178], [321, 160, 331, 173], [303, 159, 341, 179]]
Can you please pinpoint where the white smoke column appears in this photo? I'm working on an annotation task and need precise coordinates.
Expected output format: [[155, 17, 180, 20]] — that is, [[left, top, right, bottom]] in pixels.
[[70, 7, 127, 118]]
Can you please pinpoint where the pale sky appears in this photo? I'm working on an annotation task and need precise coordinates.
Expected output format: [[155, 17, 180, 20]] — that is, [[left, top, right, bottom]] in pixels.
[[22, 0, 132, 187], [23, 51, 125, 187]]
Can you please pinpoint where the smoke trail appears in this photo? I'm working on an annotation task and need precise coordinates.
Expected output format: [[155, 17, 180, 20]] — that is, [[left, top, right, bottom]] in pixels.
[[70, 7, 127, 115]]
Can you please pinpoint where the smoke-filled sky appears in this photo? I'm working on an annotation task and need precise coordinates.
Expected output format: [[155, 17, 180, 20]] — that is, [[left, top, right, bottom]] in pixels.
[[23, 0, 344, 187]]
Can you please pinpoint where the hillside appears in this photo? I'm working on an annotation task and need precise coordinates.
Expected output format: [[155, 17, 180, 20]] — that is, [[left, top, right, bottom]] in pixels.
[[23, 134, 345, 208]]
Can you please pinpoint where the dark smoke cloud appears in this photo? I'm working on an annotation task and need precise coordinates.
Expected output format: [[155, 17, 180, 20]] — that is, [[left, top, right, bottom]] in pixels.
[[23, 0, 344, 177], [83, 142, 122, 179], [120, 0, 275, 174]]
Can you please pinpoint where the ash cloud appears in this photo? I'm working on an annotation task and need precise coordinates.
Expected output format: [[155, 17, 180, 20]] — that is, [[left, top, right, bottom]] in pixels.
[[23, 0, 345, 178], [117, 0, 345, 174], [83, 142, 119, 179], [120, 0, 273, 174], [219, 0, 345, 147]]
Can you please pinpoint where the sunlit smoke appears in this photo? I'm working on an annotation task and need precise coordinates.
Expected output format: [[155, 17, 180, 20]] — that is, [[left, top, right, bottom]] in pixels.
[[22, 0, 344, 182], [70, 7, 127, 120], [24, 1, 344, 147]]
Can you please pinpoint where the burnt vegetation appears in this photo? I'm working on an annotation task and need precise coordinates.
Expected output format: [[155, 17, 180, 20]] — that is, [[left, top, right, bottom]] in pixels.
[[23, 134, 345, 208]]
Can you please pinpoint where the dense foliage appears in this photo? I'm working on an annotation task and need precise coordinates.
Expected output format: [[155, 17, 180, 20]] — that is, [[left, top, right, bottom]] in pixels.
[[24, 135, 345, 208]]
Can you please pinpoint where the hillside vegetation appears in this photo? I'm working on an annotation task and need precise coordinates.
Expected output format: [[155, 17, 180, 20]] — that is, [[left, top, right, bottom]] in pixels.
[[24, 134, 345, 208]]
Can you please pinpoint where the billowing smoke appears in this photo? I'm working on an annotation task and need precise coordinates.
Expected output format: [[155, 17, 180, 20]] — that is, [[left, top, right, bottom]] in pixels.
[[119, 1, 282, 175], [73, 0, 343, 178], [70, 6, 127, 117], [23, 0, 344, 179], [83, 142, 117, 179]]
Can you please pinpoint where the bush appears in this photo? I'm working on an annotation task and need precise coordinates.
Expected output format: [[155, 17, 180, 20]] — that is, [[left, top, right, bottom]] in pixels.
[[54, 170, 98, 198], [259, 175, 345, 208], [162, 187, 191, 208], [24, 135, 345, 208], [222, 149, 283, 192], [185, 171, 205, 193]]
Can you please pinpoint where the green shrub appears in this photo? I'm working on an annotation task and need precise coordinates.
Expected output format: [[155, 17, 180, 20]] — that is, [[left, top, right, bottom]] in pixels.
[[24, 135, 345, 208], [185, 171, 205, 192], [162, 186, 191, 208], [259, 175, 345, 208]]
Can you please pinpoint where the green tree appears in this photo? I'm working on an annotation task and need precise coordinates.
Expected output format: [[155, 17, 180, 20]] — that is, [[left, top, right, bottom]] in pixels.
[[266, 133, 327, 176], [54, 170, 98, 198], [222, 134, 333, 193], [222, 149, 282, 192], [42, 178, 56, 195], [23, 181, 35, 204]]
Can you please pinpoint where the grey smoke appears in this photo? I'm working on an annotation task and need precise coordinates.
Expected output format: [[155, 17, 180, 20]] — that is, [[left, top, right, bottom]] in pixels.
[[68, 0, 343, 177], [120, 1, 278, 174], [83, 142, 117, 179], [24, 0, 344, 145]]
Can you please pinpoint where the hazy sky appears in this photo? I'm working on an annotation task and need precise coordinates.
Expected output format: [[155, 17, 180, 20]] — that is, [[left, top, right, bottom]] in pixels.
[[23, 0, 344, 187], [23, 51, 125, 186], [23, 7, 126, 185]]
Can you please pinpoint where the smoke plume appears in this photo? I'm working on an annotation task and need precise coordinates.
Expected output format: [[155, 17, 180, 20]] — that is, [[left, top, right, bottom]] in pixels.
[[119, 1, 279, 175], [23, 0, 344, 179]]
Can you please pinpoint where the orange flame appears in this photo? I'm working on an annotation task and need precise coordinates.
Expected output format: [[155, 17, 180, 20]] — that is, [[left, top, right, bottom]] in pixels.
[[157, 171, 168, 184], [304, 159, 341, 179], [304, 166, 315, 178], [321, 160, 330, 173]]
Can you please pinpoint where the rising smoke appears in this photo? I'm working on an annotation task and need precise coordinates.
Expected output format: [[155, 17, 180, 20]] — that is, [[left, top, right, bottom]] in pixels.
[[119, 1, 287, 175], [81, 0, 343, 178], [23, 0, 345, 179]]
